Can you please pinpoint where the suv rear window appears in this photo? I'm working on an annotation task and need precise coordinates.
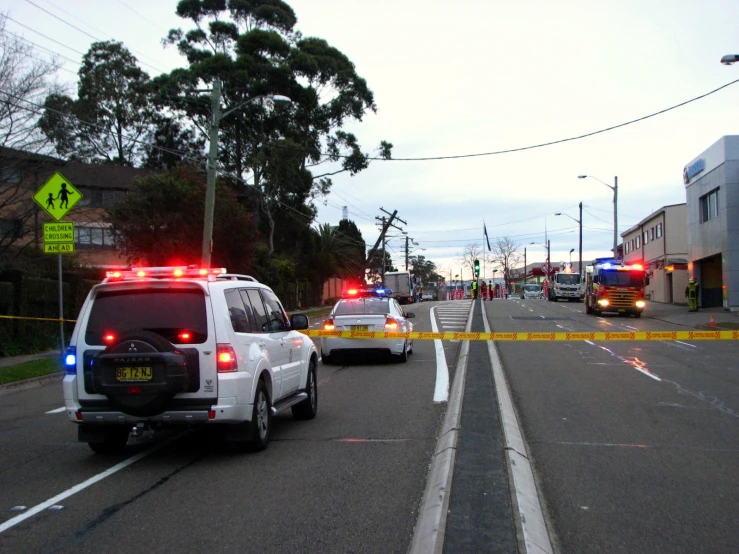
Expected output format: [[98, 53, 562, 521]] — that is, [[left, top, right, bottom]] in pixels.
[[85, 288, 208, 345]]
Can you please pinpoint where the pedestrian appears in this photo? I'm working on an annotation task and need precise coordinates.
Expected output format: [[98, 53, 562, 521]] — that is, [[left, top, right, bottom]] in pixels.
[[685, 277, 699, 312]]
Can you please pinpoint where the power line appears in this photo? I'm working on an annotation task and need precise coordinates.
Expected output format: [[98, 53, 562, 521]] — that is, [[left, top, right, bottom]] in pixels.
[[1, 28, 82, 66]]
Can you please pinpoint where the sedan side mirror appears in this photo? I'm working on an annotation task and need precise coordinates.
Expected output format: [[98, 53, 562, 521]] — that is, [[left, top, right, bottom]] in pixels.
[[290, 313, 309, 330]]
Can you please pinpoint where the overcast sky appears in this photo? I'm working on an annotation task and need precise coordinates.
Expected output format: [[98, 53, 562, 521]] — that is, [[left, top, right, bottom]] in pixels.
[[5, 0, 739, 280]]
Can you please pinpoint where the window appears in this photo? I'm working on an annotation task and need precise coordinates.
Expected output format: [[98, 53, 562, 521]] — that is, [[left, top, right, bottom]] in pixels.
[[643, 231, 648, 245], [225, 289, 251, 333], [75, 225, 115, 249], [649, 227, 654, 241], [624, 242, 630, 254], [655, 223, 663, 238], [261, 289, 290, 332], [77, 188, 103, 207], [0, 218, 22, 239], [700, 188, 720, 223], [103, 190, 126, 205], [0, 168, 22, 183], [245, 289, 269, 333], [635, 236, 641, 249]]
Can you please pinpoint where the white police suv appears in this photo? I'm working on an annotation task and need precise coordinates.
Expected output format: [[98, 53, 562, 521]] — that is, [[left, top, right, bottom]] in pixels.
[[63, 266, 318, 454]]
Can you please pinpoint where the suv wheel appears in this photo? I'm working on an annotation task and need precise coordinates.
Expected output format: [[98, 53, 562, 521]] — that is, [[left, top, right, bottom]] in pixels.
[[249, 380, 272, 451], [88, 426, 130, 455], [292, 359, 318, 420]]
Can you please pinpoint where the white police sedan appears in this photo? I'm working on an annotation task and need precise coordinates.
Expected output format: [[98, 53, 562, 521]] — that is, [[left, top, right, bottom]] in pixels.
[[321, 286, 415, 364]]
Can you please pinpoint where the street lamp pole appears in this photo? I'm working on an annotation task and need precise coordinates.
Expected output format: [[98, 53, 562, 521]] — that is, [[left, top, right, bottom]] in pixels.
[[578, 175, 618, 258], [555, 201, 583, 275], [201, 80, 292, 267]]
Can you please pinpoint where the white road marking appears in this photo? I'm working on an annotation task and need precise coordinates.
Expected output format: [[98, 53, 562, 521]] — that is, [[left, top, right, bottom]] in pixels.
[[674, 340, 697, 348], [0, 434, 180, 534], [481, 302, 554, 553], [430, 306, 449, 402], [45, 407, 66, 414]]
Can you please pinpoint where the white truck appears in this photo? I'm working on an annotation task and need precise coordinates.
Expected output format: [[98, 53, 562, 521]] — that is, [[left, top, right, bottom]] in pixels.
[[383, 270, 416, 304], [547, 269, 584, 302]]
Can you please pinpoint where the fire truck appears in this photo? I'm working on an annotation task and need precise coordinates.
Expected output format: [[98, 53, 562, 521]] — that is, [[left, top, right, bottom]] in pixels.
[[584, 258, 648, 317]]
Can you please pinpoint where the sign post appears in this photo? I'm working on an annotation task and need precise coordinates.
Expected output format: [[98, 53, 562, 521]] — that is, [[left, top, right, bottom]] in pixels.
[[33, 172, 83, 353]]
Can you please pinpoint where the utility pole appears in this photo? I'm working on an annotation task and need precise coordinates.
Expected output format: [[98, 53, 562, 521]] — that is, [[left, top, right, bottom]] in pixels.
[[547, 239, 551, 279], [578, 201, 583, 275], [202, 78, 222, 267], [405, 235, 409, 271], [524, 247, 527, 285], [613, 176, 618, 258]]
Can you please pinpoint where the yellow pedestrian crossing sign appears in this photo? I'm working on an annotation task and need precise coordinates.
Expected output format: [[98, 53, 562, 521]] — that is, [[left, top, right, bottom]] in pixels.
[[33, 171, 82, 221]]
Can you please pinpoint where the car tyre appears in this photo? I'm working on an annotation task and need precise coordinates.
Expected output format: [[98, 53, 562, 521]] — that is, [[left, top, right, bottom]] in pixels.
[[321, 352, 333, 365], [633, 312, 642, 318], [88, 426, 130, 455], [248, 380, 272, 452], [394, 342, 409, 363], [292, 359, 318, 420]]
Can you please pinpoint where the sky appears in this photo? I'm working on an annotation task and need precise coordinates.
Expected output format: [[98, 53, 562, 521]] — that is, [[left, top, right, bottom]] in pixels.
[[4, 0, 739, 281]]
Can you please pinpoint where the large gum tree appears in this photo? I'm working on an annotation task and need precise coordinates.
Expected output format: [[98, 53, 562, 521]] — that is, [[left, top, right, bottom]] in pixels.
[[155, 0, 392, 255]]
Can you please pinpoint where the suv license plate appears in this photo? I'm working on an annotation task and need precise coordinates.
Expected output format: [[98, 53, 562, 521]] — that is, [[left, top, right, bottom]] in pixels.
[[351, 325, 368, 331], [116, 367, 153, 382]]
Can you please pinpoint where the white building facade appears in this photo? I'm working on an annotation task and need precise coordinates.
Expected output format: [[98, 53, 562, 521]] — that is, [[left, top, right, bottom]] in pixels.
[[683, 135, 739, 311]]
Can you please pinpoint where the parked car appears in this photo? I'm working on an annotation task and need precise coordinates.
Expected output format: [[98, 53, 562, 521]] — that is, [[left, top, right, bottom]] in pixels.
[[523, 284, 544, 299], [63, 266, 318, 455], [508, 293, 521, 299], [321, 286, 414, 363]]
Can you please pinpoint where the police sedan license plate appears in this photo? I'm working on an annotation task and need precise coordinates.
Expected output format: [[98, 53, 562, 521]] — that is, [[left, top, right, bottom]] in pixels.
[[351, 325, 368, 331], [116, 367, 153, 382]]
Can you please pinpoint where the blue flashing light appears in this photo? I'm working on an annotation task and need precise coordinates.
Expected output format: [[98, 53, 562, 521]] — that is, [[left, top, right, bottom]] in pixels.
[[64, 346, 77, 374], [602, 263, 612, 269], [375, 288, 385, 294]]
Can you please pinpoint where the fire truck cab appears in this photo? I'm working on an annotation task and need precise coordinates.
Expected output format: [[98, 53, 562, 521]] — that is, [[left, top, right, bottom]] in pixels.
[[584, 258, 648, 317]]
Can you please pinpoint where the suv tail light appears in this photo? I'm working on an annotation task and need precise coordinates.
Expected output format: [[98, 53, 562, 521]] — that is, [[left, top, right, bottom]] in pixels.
[[385, 317, 399, 329], [217, 343, 238, 372], [323, 318, 335, 331]]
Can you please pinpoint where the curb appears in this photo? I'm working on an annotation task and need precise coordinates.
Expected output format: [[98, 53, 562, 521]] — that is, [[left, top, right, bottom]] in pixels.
[[0, 371, 64, 395]]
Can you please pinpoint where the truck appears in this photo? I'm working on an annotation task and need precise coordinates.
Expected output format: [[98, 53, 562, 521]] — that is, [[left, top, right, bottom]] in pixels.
[[547, 267, 585, 302], [584, 257, 647, 317], [383, 270, 416, 304]]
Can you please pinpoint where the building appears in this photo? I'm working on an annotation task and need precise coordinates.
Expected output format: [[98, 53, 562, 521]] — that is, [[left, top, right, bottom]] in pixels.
[[622, 204, 688, 304], [0, 147, 155, 268], [683, 136, 739, 310]]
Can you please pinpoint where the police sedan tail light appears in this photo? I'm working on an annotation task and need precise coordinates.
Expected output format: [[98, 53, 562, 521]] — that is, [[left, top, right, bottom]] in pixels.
[[217, 344, 238, 372], [384, 317, 400, 329], [323, 318, 335, 331]]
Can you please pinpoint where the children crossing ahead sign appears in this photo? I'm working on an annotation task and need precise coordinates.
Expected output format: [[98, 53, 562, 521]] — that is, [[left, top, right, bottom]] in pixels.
[[43, 222, 75, 254], [33, 172, 82, 221]]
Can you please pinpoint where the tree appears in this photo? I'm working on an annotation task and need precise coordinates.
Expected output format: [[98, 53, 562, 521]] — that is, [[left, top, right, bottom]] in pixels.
[[142, 117, 205, 169], [409, 255, 442, 285], [459, 243, 484, 282], [39, 41, 155, 165], [0, 13, 62, 257], [104, 167, 256, 270], [336, 218, 366, 281], [490, 236, 523, 285], [158, 0, 393, 254], [366, 249, 395, 284], [309, 222, 364, 289]]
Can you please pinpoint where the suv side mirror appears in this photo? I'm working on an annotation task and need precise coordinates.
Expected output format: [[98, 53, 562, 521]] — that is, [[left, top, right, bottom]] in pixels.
[[290, 314, 309, 330]]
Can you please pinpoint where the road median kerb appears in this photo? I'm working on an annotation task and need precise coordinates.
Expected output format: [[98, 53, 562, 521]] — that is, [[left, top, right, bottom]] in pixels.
[[0, 371, 64, 395]]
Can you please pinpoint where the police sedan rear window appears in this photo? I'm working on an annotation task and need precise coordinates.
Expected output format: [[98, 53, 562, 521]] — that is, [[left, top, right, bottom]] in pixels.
[[85, 288, 208, 345], [334, 298, 390, 315]]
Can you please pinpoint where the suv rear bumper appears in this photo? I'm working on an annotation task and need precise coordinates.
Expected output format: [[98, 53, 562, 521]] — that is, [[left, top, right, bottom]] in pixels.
[[67, 396, 251, 424]]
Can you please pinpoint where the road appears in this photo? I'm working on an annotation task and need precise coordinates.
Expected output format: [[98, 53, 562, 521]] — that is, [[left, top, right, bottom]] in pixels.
[[1, 298, 738, 553]]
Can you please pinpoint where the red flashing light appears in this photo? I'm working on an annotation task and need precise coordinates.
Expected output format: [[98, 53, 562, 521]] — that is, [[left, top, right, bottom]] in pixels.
[[173, 268, 184, 277], [103, 333, 116, 343], [347, 288, 358, 296], [631, 263, 644, 271], [217, 343, 238, 372], [106, 271, 122, 279], [178, 332, 191, 341], [136, 270, 146, 278]]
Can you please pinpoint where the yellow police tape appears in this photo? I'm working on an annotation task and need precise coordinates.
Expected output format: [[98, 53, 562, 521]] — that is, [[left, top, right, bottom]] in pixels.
[[0, 315, 78, 323], [300, 330, 739, 341]]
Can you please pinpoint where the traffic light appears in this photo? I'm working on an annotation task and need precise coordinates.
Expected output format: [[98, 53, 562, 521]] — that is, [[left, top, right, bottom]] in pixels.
[[474, 259, 480, 277]]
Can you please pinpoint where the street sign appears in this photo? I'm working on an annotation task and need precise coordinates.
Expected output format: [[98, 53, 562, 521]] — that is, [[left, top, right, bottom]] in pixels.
[[33, 172, 82, 221], [542, 263, 550, 274], [43, 222, 74, 243], [44, 243, 75, 254]]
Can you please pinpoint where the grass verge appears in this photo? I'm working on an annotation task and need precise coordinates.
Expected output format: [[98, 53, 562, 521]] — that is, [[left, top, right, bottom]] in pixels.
[[0, 358, 62, 385]]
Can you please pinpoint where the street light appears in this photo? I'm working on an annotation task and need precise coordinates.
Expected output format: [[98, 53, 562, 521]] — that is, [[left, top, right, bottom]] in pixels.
[[721, 54, 739, 65], [555, 201, 583, 275], [530, 240, 551, 280], [578, 175, 617, 258], [202, 78, 292, 267], [569, 248, 575, 265]]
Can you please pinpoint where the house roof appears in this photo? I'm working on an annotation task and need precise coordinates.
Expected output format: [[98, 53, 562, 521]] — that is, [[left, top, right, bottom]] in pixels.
[[59, 161, 157, 190], [621, 203, 686, 236]]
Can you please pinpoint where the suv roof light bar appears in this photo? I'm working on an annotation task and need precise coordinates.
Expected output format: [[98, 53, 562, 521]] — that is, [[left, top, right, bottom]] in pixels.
[[104, 266, 227, 282]]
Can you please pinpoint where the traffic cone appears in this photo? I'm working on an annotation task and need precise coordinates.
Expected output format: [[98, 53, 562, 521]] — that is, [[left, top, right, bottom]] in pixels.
[[710, 314, 716, 327]]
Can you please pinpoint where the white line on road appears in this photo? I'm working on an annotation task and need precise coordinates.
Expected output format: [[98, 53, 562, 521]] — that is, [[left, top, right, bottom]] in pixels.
[[482, 301, 554, 554], [674, 340, 697, 348], [45, 407, 66, 414], [430, 306, 449, 403]]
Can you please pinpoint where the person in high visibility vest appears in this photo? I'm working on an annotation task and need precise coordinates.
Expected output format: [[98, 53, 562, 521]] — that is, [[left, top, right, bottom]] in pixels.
[[685, 277, 699, 312], [471, 279, 478, 300]]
